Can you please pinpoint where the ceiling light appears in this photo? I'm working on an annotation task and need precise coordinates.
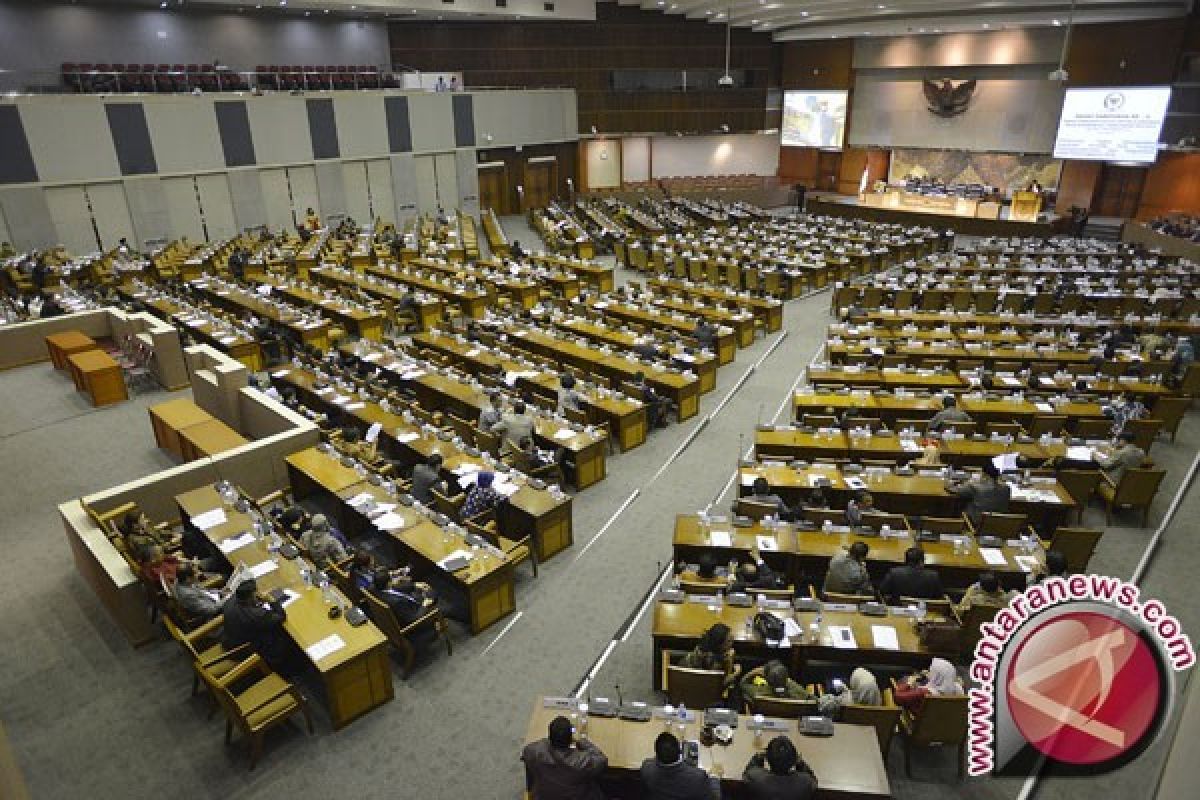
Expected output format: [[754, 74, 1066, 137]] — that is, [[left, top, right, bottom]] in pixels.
[[983, 23, 990, 28], [751, 19, 758, 23], [160, 1, 167, 6], [657, 0, 664, 5], [1052, 18, 1061, 26], [877, 3, 885, 8], [705, 10, 713, 15], [801, 11, 809, 17]]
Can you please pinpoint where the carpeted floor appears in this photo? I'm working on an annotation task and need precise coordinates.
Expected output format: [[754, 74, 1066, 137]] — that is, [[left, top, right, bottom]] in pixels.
[[0, 217, 1196, 799]]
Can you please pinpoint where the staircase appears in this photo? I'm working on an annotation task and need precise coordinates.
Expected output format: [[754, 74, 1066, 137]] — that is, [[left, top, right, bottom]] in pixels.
[[1082, 217, 1125, 242]]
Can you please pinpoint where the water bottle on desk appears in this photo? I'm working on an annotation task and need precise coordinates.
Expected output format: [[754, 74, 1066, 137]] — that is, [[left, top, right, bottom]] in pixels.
[[677, 703, 688, 735]]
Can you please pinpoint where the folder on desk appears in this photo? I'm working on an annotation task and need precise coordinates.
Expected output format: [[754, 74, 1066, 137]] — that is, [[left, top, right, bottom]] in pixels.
[[708, 530, 733, 548], [871, 625, 900, 650]]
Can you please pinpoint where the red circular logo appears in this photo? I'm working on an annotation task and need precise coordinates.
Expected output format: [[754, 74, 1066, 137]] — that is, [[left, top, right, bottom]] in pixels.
[[1005, 610, 1162, 766]]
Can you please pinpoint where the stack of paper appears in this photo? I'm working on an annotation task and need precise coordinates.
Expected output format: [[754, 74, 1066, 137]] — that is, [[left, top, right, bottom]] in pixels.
[[871, 625, 900, 650], [756, 535, 778, 552], [372, 512, 409, 531], [306, 634, 347, 662], [979, 548, 1009, 567], [247, 560, 278, 579], [553, 429, 577, 441], [396, 431, 421, 443], [218, 531, 257, 554], [191, 508, 227, 531], [708, 530, 733, 548]]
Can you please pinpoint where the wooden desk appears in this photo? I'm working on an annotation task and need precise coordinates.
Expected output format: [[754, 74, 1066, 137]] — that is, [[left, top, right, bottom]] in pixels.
[[334, 483, 518, 634], [309, 266, 444, 331], [523, 697, 890, 800], [66, 350, 127, 407], [594, 300, 739, 366], [176, 485, 392, 729], [178, 418, 248, 462], [652, 599, 940, 689], [148, 398, 214, 459], [45, 330, 97, 370]]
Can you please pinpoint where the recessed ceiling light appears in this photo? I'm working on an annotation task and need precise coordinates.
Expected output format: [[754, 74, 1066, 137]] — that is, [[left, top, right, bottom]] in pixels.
[[657, 0, 664, 5], [751, 19, 758, 24], [1052, 18, 1061, 26], [877, 3, 886, 8], [918, 28, 925, 32], [705, 10, 713, 15], [983, 23, 990, 28], [801, 11, 809, 17], [324, 8, 329, 13], [716, 12, 725, 18]]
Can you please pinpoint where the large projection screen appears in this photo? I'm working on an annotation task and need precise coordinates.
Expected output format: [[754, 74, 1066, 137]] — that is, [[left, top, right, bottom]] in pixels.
[[1052, 86, 1172, 163], [782, 90, 848, 149]]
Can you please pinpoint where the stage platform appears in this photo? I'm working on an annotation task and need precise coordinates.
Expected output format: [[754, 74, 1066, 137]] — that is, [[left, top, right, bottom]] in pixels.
[[808, 193, 1063, 237]]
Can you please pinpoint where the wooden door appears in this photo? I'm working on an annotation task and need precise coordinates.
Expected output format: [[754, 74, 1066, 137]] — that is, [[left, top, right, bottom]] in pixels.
[[478, 164, 509, 215], [817, 150, 843, 192], [1092, 165, 1146, 218], [523, 161, 557, 211]]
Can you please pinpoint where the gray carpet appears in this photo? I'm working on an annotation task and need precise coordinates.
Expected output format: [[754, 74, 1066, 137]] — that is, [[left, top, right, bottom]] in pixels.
[[0, 225, 1197, 799]]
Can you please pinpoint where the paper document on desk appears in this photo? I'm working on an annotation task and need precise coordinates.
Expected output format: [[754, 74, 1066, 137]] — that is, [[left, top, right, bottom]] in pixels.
[[333, 395, 353, 406], [979, 548, 1009, 567], [493, 479, 521, 498], [756, 535, 778, 552], [992, 453, 1020, 473], [1035, 402, 1054, 413], [191, 508, 227, 531], [279, 588, 302, 608], [1066, 446, 1096, 462], [437, 549, 474, 571], [346, 402, 366, 411], [1015, 555, 1041, 573], [1000, 376, 1021, 387], [395, 431, 421, 443], [708, 530, 733, 548], [314, 386, 334, 395], [400, 369, 426, 381], [372, 512, 409, 532], [829, 625, 858, 649], [219, 336, 237, 345], [365, 422, 382, 443], [553, 428, 576, 441], [247, 560, 278, 579], [218, 531, 257, 554], [347, 492, 375, 509], [844, 477, 867, 490], [271, 368, 291, 378], [740, 473, 757, 487], [362, 351, 382, 362], [454, 463, 482, 476], [306, 634, 346, 663], [871, 625, 900, 650]]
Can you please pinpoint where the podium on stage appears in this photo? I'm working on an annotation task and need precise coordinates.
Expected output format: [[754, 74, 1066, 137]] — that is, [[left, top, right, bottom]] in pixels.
[[1010, 190, 1043, 222]]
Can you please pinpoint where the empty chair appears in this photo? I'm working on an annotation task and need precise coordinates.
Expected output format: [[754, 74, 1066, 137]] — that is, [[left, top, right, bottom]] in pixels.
[[664, 664, 725, 709], [1122, 418, 1162, 454], [1098, 467, 1166, 526], [1055, 469, 1103, 523], [984, 422, 1023, 438], [204, 653, 313, 769], [840, 690, 903, 758], [1150, 396, 1189, 442], [918, 516, 968, 536], [898, 694, 969, 778], [976, 512, 1031, 538], [747, 694, 818, 719], [1044, 527, 1103, 573], [1027, 415, 1067, 437]]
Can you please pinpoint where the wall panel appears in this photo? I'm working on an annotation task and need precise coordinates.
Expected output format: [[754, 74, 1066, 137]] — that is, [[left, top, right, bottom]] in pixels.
[[246, 96, 311, 167], [45, 186, 98, 254], [621, 137, 650, 185], [313, 161, 346, 223], [286, 166, 320, 222], [649, 134, 780, 178], [87, 182, 135, 250], [390, 154, 419, 222], [122, 177, 170, 246], [455, 148, 480, 216], [161, 177, 206, 243], [20, 98, 119, 183], [195, 174, 236, 241], [366, 159, 396, 224], [260, 168, 295, 231], [584, 140, 622, 189], [227, 169, 267, 232], [144, 97, 224, 174], [334, 95, 388, 159], [0, 188, 55, 251], [342, 162, 372, 225], [434, 153, 458, 213], [413, 155, 440, 214], [408, 94, 455, 154], [0, 203, 9, 248]]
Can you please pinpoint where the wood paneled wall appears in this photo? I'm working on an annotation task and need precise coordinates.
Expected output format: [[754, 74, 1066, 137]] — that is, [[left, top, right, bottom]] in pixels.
[[1065, 19, 1188, 87], [776, 38, 856, 190], [389, 5, 777, 135], [475, 142, 578, 215], [1056, 160, 1104, 213], [1137, 152, 1200, 220]]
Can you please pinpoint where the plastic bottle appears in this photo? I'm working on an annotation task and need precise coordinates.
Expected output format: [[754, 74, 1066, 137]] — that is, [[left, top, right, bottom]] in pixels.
[[677, 703, 688, 734]]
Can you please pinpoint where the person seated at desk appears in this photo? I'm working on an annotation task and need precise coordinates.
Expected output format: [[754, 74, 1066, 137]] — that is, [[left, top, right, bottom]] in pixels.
[[304, 207, 321, 231], [693, 319, 717, 350], [633, 371, 672, 429], [823, 541, 873, 597], [38, 293, 65, 318], [557, 373, 584, 414], [879, 547, 944, 604], [1094, 430, 1146, 483], [1029, 550, 1068, 585], [463, 471, 503, 519], [119, 509, 181, 554], [277, 503, 311, 540], [511, 436, 566, 484], [337, 426, 377, 462], [521, 715, 608, 800], [927, 395, 971, 432], [510, 240, 526, 260], [741, 660, 814, 703], [172, 564, 225, 620], [641, 732, 720, 800], [633, 335, 669, 362], [893, 657, 964, 712], [492, 401, 536, 456], [731, 548, 783, 594], [681, 622, 741, 691], [301, 514, 348, 568], [956, 571, 1013, 615], [350, 551, 377, 591], [844, 491, 875, 528], [817, 667, 882, 718], [742, 477, 789, 518], [411, 453, 448, 504], [804, 488, 830, 510], [479, 392, 505, 430], [135, 544, 205, 586], [743, 735, 818, 800], [371, 569, 437, 627], [221, 578, 294, 674], [946, 460, 1010, 530]]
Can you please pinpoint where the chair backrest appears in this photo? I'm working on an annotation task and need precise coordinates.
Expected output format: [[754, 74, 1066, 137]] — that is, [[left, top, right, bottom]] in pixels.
[[1073, 418, 1112, 438], [678, 577, 728, 594], [919, 516, 967, 535], [979, 512, 1029, 537], [749, 694, 818, 718], [326, 558, 361, 604], [897, 418, 930, 434], [959, 602, 1002, 660], [665, 665, 725, 709], [1047, 527, 1103, 573], [900, 596, 954, 617], [1150, 396, 1190, 435], [860, 512, 909, 532], [908, 694, 969, 746], [802, 414, 838, 428], [1055, 469, 1103, 508], [735, 498, 779, 521], [431, 488, 465, 521], [985, 422, 1024, 437], [803, 508, 847, 526], [1123, 418, 1162, 453], [943, 420, 977, 435], [841, 694, 902, 756], [823, 590, 875, 604], [361, 588, 412, 647], [447, 414, 475, 444], [1113, 468, 1167, 507], [474, 426, 500, 456], [1027, 415, 1067, 436]]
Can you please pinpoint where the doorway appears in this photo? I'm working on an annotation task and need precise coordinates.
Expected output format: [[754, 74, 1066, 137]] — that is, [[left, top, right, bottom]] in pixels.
[[477, 163, 510, 215], [1092, 164, 1146, 218], [522, 158, 558, 211]]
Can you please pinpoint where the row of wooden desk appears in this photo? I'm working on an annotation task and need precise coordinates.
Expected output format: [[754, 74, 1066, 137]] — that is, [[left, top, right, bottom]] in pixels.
[[149, 397, 248, 462]]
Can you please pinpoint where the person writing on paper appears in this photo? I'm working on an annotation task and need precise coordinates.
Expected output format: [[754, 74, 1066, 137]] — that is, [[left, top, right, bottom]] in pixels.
[[682, 622, 741, 691], [463, 471, 503, 519], [927, 395, 971, 432], [479, 392, 505, 430], [946, 460, 1011, 530], [1094, 430, 1146, 483], [371, 569, 437, 627], [743, 735, 818, 800], [740, 660, 814, 703], [640, 732, 719, 800], [731, 548, 783, 593], [879, 547, 944, 604], [521, 715, 608, 800], [492, 401, 536, 456], [817, 668, 882, 718], [301, 514, 348, 568], [823, 541, 873, 597], [893, 657, 964, 712], [956, 571, 1013, 614], [221, 578, 291, 672], [410, 453, 448, 504]]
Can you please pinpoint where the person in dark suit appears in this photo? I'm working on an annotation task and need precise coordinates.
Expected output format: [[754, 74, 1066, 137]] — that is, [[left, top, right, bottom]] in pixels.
[[947, 460, 1011, 529], [371, 569, 436, 627], [743, 735, 818, 800], [879, 547, 944, 604], [743, 477, 788, 518], [410, 453, 447, 504], [731, 548, 782, 594], [633, 371, 672, 429], [640, 732, 719, 800], [510, 240, 526, 260], [221, 579, 290, 671], [693, 319, 717, 350], [521, 715, 608, 800]]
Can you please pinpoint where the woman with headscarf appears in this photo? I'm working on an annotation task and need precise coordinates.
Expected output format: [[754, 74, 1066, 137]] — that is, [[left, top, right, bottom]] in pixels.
[[681, 622, 741, 692], [462, 471, 502, 519], [893, 657, 963, 712], [817, 667, 883, 717]]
